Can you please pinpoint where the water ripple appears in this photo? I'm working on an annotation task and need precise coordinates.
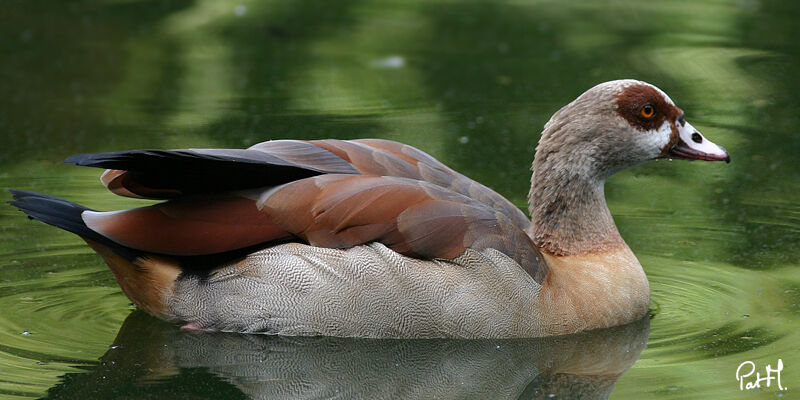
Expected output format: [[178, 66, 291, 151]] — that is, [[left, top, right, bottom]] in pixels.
[[644, 255, 796, 364], [0, 249, 131, 398]]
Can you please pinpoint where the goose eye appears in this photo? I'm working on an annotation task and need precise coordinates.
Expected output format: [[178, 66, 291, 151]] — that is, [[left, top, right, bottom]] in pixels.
[[640, 104, 655, 118]]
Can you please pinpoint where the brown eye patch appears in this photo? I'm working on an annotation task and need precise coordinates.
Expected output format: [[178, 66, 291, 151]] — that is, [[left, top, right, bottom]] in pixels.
[[615, 84, 681, 132]]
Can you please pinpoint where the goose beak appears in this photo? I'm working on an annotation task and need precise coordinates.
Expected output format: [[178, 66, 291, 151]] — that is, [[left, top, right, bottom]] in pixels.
[[667, 120, 730, 163]]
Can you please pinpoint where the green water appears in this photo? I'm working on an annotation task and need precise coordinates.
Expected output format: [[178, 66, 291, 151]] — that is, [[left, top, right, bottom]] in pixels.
[[1, 0, 798, 398]]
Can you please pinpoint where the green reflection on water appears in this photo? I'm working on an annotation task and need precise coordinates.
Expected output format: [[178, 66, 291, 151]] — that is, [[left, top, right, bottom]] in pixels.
[[1, 0, 799, 398]]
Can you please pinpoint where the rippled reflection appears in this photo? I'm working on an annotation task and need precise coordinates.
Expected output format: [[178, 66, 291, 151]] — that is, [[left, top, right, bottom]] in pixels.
[[40, 311, 649, 399]]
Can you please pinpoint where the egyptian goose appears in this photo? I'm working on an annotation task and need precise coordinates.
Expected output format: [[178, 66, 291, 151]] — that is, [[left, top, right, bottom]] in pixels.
[[10, 80, 729, 338]]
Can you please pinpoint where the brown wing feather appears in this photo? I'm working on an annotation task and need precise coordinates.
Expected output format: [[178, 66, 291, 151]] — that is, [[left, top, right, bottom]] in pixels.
[[80, 139, 541, 280], [92, 139, 528, 233], [309, 139, 531, 231], [100, 169, 143, 198], [307, 139, 423, 178], [83, 196, 290, 255], [259, 175, 545, 283]]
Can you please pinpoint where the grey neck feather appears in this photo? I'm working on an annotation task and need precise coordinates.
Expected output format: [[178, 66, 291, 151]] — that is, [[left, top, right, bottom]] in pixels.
[[527, 112, 626, 257]]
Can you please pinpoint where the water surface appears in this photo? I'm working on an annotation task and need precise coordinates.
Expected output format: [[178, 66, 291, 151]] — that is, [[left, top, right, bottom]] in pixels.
[[1, 0, 799, 398]]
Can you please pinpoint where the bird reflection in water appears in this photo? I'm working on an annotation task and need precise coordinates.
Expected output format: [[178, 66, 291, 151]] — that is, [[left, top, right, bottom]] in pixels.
[[43, 312, 650, 399]]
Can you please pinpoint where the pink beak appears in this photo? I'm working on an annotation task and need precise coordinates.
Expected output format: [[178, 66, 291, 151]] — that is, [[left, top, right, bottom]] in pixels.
[[667, 120, 730, 163]]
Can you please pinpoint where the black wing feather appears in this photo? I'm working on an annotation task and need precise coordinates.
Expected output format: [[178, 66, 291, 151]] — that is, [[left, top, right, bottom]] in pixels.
[[8, 190, 273, 274], [65, 149, 329, 198], [8, 190, 140, 261]]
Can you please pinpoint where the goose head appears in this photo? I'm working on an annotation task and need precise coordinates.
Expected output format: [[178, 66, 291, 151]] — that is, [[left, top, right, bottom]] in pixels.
[[534, 79, 729, 182], [529, 80, 729, 256]]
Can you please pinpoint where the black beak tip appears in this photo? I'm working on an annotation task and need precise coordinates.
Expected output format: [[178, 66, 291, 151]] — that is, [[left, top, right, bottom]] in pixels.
[[720, 145, 730, 163]]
